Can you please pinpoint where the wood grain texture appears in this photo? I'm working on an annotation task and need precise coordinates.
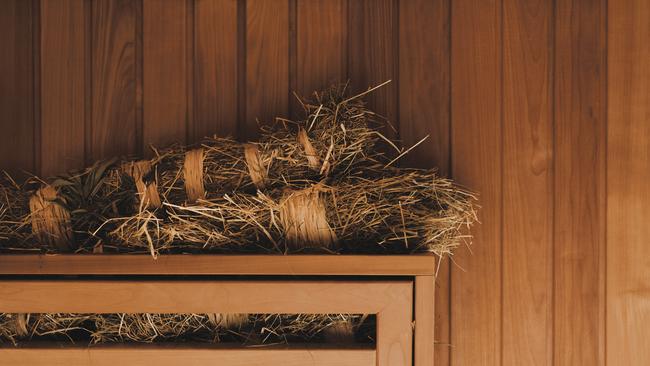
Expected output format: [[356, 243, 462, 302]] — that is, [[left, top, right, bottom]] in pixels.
[[607, 0, 650, 364], [554, 0, 607, 365], [0, 0, 35, 177], [348, 0, 398, 139], [91, 0, 137, 160], [399, 0, 449, 171], [194, 0, 238, 140], [245, 0, 289, 140], [502, 0, 553, 365], [414, 276, 435, 366], [0, 280, 410, 314], [451, 0, 502, 365], [142, 0, 187, 151], [0, 254, 437, 275], [295, 0, 346, 100], [398, 2, 451, 364], [0, 348, 376, 366], [40, 0, 85, 176]]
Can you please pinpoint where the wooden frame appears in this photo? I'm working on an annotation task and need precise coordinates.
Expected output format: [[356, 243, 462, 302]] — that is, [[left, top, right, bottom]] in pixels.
[[0, 255, 436, 366]]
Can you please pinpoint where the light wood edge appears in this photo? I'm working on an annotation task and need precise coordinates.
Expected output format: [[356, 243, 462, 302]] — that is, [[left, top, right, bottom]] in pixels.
[[415, 276, 435, 365], [0, 254, 436, 275], [377, 281, 414, 366], [0, 280, 410, 314], [0, 348, 375, 366]]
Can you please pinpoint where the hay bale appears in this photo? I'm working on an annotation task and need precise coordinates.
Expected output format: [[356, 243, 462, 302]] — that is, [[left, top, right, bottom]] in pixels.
[[113, 169, 476, 257]]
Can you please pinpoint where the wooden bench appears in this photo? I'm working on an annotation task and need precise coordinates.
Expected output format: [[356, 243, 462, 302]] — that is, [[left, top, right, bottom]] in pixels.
[[0, 255, 436, 366]]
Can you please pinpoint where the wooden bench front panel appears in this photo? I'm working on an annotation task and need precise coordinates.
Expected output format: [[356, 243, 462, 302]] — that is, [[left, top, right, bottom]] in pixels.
[[0, 279, 413, 366]]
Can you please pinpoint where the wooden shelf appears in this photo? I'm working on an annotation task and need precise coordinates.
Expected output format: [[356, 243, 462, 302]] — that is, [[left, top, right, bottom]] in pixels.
[[0, 254, 437, 276]]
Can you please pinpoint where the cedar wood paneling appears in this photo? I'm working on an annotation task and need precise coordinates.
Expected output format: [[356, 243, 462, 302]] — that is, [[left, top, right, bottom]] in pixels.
[[0, 1, 647, 365]]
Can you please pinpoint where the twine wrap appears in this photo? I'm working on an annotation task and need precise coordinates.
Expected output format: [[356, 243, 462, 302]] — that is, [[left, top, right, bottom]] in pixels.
[[297, 128, 321, 171], [122, 160, 162, 209], [12, 313, 28, 338], [183, 148, 206, 203], [279, 185, 338, 250], [29, 185, 73, 252], [243, 144, 268, 190], [324, 319, 354, 343], [207, 313, 248, 328]]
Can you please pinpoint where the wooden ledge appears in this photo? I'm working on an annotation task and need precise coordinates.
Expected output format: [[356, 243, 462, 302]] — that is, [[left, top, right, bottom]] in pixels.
[[0, 254, 436, 276], [0, 348, 376, 366]]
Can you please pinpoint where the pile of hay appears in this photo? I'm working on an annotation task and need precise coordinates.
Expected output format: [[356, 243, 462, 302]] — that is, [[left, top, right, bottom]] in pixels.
[[0, 313, 371, 346], [0, 81, 477, 347]]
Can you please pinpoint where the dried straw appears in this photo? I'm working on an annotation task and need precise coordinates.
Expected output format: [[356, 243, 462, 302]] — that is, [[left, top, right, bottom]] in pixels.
[[0, 173, 32, 249], [0, 313, 367, 346], [111, 169, 476, 256]]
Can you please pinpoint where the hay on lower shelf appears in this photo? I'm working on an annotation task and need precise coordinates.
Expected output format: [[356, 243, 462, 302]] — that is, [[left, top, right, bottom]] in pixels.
[[111, 169, 477, 257], [0, 313, 365, 345]]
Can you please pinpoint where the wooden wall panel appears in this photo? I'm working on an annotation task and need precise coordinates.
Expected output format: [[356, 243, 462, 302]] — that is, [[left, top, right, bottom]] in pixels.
[[142, 0, 187, 151], [502, 0, 553, 365], [194, 0, 238, 140], [607, 0, 650, 364], [295, 0, 347, 102], [554, 1, 607, 365], [6, 2, 650, 365], [91, 0, 138, 160], [451, 0, 502, 365], [0, 0, 35, 177], [40, 0, 85, 176], [348, 0, 398, 138], [398, 1, 451, 365], [245, 0, 289, 140]]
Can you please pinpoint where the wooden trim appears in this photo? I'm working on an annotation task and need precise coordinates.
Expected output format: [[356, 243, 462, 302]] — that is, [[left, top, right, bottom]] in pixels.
[[0, 279, 414, 365], [0, 254, 436, 276], [0, 280, 409, 314], [414, 276, 435, 365], [0, 348, 375, 366], [377, 279, 413, 366]]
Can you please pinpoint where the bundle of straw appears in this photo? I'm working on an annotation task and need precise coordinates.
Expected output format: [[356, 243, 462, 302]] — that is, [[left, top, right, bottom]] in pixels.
[[153, 84, 389, 205], [110, 169, 476, 257]]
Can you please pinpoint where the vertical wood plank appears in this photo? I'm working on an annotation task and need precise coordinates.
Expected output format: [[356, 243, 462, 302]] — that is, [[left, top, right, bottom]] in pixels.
[[295, 0, 346, 100], [415, 276, 435, 366], [502, 0, 553, 365], [607, 0, 650, 364], [451, 0, 502, 365], [399, 0, 450, 171], [142, 0, 187, 151], [194, 0, 238, 141], [398, 1, 451, 365], [40, 0, 86, 176], [0, 0, 35, 177], [554, 1, 607, 365], [348, 0, 398, 139], [246, 0, 289, 140], [91, 0, 138, 160]]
